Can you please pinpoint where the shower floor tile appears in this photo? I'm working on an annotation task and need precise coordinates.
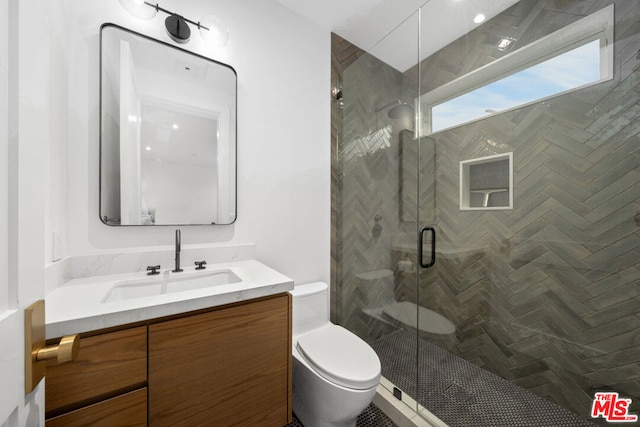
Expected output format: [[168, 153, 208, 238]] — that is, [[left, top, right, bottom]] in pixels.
[[371, 329, 596, 427], [285, 403, 397, 427]]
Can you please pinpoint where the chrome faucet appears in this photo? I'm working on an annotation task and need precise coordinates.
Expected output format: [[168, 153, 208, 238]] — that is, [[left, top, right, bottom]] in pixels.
[[172, 229, 183, 273]]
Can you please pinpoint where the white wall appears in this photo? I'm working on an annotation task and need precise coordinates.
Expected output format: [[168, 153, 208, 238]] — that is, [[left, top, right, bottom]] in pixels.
[[51, 0, 330, 285], [8, 0, 65, 424]]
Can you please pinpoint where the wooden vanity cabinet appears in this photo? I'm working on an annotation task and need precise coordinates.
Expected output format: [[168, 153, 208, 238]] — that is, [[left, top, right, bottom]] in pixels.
[[44, 326, 148, 426], [45, 293, 292, 427], [149, 293, 292, 427]]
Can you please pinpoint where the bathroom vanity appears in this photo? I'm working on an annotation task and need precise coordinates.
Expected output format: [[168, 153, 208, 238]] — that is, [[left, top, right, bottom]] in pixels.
[[43, 259, 293, 426]]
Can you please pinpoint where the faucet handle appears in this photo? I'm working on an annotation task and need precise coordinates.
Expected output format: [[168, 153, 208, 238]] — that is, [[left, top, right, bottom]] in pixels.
[[195, 261, 207, 270], [147, 265, 161, 275]]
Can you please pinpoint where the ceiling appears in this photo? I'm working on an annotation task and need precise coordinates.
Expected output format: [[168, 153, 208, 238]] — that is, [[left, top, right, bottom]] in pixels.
[[274, 0, 520, 71]]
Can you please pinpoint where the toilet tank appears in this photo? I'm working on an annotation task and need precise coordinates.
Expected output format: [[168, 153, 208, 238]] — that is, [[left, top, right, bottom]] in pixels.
[[290, 282, 329, 336]]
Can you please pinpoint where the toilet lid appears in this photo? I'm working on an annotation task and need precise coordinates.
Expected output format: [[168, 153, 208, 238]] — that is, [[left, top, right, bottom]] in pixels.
[[296, 324, 381, 390]]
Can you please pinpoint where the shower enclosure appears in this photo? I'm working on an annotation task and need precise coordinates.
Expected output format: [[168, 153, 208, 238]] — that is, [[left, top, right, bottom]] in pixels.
[[332, 1, 640, 426]]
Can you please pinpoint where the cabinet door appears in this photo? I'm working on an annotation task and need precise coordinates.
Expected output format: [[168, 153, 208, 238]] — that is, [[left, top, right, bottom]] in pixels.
[[45, 388, 147, 427], [149, 294, 291, 427]]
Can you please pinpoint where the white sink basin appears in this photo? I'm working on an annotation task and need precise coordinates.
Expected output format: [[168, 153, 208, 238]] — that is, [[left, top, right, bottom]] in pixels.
[[102, 269, 241, 303]]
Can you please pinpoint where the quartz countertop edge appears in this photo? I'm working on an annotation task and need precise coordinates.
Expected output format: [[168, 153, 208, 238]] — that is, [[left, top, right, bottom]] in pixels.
[[45, 259, 294, 339]]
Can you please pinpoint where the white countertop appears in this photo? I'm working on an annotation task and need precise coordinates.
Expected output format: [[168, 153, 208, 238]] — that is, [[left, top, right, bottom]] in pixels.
[[46, 259, 294, 339]]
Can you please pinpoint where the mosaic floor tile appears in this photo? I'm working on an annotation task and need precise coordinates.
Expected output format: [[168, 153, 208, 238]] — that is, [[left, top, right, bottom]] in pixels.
[[371, 329, 597, 427], [285, 403, 397, 427]]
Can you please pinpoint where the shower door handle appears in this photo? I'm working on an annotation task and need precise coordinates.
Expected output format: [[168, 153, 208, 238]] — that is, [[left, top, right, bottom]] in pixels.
[[418, 227, 436, 269]]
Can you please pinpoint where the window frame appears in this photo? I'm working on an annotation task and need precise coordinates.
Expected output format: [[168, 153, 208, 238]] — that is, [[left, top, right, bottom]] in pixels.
[[419, 4, 614, 135]]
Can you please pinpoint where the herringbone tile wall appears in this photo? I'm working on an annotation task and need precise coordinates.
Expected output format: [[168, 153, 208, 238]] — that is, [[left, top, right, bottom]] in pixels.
[[332, 1, 640, 425], [332, 32, 419, 336]]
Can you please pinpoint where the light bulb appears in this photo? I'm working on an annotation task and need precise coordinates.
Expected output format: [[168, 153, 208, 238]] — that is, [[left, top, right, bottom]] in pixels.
[[199, 14, 229, 47], [119, 0, 157, 20]]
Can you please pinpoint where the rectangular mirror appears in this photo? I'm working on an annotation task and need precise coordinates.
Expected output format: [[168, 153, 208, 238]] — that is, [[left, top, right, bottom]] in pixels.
[[100, 24, 237, 226]]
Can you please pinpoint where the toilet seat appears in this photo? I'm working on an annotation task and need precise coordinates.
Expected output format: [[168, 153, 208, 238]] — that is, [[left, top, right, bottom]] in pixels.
[[296, 324, 381, 390]]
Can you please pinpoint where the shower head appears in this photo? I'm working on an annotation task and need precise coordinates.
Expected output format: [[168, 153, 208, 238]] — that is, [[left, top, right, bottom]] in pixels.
[[388, 103, 413, 119]]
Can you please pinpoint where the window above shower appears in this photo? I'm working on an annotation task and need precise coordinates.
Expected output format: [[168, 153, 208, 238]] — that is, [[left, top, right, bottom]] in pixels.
[[419, 4, 614, 135]]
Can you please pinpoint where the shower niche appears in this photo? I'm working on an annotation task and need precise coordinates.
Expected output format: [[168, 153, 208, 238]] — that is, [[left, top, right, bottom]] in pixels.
[[460, 153, 513, 210]]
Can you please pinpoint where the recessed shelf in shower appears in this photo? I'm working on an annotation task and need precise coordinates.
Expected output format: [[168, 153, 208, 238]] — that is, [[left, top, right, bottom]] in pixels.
[[460, 153, 513, 210]]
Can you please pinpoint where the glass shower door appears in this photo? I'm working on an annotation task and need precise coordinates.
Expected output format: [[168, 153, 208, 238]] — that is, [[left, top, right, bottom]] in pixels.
[[414, 1, 640, 426], [333, 8, 424, 417]]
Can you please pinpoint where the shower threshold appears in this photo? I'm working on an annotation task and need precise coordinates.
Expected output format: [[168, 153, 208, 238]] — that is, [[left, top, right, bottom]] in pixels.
[[378, 376, 448, 427]]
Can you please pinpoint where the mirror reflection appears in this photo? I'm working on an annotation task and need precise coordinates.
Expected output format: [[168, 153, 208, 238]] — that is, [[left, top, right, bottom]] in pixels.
[[100, 24, 237, 226]]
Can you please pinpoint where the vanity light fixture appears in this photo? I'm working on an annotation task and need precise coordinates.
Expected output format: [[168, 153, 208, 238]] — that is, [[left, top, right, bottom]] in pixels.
[[119, 0, 227, 45]]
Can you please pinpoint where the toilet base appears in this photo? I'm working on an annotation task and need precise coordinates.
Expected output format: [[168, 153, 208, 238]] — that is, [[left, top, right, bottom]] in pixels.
[[292, 351, 377, 427]]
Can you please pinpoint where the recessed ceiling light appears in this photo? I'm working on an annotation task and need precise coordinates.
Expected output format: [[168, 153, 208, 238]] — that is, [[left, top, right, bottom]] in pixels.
[[474, 13, 486, 24], [145, 146, 152, 151], [172, 124, 179, 130]]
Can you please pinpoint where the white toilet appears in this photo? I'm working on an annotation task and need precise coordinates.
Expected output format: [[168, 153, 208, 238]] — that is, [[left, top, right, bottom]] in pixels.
[[290, 282, 381, 427]]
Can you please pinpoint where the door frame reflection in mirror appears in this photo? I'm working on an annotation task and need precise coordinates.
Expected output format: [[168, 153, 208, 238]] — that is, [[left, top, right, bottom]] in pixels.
[[99, 23, 237, 226]]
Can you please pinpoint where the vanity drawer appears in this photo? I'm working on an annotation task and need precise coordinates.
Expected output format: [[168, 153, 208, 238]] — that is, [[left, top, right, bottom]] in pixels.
[[45, 326, 147, 415], [45, 387, 147, 427]]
